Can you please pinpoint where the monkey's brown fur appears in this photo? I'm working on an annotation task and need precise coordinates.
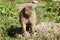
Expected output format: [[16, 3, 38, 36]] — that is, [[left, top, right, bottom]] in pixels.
[[19, 5, 37, 36]]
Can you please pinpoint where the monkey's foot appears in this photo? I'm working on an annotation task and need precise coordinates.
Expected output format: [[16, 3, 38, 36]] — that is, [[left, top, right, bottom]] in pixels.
[[22, 31, 30, 37], [17, 34, 23, 37]]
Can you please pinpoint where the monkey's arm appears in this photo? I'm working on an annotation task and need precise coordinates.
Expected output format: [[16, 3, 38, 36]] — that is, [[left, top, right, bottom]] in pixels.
[[20, 16, 27, 33]]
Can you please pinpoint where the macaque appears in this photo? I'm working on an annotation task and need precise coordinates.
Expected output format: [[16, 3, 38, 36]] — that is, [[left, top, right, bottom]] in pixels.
[[19, 5, 37, 36]]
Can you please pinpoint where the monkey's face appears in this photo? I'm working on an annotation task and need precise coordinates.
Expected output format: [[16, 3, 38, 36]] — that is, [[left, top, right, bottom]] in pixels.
[[25, 6, 34, 16]]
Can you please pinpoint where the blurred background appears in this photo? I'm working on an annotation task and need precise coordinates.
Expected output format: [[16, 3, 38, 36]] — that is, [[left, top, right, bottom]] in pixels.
[[0, 0, 60, 40]]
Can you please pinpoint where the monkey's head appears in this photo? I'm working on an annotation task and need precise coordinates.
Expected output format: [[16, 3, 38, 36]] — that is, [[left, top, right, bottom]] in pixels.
[[25, 6, 34, 16]]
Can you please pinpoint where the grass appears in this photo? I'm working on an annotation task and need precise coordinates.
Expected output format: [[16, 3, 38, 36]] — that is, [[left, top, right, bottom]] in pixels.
[[0, 0, 60, 40]]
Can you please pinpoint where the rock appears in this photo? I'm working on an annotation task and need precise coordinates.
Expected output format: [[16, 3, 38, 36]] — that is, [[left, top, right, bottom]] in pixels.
[[34, 22, 60, 40]]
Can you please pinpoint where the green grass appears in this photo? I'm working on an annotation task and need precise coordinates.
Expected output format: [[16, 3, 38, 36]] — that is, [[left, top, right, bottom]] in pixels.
[[0, 0, 60, 40]]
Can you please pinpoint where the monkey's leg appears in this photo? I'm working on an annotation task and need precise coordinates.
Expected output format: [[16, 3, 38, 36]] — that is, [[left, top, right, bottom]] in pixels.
[[22, 23, 26, 33], [22, 23, 27, 37], [22, 23, 30, 37], [30, 23, 36, 37], [31, 24, 35, 34]]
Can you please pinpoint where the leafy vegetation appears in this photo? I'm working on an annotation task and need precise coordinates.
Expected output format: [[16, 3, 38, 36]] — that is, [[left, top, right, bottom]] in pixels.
[[0, 0, 60, 40]]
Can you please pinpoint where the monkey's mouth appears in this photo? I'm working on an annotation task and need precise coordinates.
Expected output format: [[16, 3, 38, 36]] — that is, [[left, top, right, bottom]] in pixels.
[[25, 11, 32, 15]]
